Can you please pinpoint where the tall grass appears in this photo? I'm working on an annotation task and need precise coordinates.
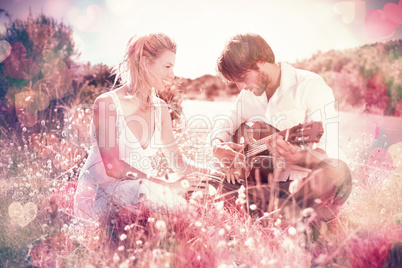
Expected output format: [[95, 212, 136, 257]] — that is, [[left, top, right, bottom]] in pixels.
[[1, 96, 401, 267]]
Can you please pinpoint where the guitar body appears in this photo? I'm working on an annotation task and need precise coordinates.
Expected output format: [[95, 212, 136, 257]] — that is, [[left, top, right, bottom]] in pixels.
[[230, 120, 324, 185], [232, 121, 278, 184]]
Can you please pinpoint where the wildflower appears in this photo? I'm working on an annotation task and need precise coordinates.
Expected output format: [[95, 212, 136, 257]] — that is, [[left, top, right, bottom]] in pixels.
[[250, 204, 257, 210], [236, 185, 247, 205], [302, 207, 317, 223], [267, 259, 278, 265], [214, 201, 224, 211], [235, 197, 246, 206], [119, 261, 130, 268], [288, 226, 297, 236], [244, 237, 255, 250], [274, 218, 281, 227], [155, 220, 167, 233], [118, 245, 125, 251], [120, 234, 127, 241], [271, 228, 281, 237], [208, 185, 217, 196], [191, 191, 204, 200], [217, 241, 227, 248], [113, 253, 120, 263], [238, 185, 245, 194], [218, 228, 225, 237], [296, 222, 306, 233]]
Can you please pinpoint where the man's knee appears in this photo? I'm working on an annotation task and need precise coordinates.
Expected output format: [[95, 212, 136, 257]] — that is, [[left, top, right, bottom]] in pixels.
[[312, 159, 352, 209]]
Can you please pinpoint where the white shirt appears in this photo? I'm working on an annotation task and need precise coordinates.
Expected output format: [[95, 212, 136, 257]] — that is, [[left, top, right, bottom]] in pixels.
[[210, 62, 345, 181]]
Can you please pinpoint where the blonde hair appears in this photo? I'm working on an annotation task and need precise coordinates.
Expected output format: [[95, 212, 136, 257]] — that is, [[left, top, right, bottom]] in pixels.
[[112, 33, 176, 106]]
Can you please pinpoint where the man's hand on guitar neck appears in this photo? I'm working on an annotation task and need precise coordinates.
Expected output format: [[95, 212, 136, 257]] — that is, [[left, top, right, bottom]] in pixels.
[[266, 133, 299, 160], [266, 133, 328, 169]]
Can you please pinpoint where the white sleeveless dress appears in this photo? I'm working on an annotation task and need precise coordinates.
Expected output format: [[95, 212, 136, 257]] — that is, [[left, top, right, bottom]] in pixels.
[[73, 91, 186, 222]]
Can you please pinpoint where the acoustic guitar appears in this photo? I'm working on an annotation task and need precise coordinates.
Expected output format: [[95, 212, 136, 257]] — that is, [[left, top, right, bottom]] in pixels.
[[231, 121, 324, 184]]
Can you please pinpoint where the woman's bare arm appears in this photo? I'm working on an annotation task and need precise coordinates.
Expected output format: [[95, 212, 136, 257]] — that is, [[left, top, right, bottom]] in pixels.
[[93, 94, 148, 179], [160, 103, 216, 176]]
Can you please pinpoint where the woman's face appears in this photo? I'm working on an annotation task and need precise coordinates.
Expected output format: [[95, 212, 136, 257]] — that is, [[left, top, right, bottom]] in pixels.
[[150, 50, 176, 89]]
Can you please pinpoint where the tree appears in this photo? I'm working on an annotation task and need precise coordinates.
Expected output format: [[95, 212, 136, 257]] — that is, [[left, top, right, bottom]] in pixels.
[[0, 10, 79, 132]]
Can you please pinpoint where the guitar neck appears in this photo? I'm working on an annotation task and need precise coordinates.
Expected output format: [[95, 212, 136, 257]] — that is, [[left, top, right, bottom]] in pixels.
[[245, 128, 289, 158], [237, 121, 323, 159]]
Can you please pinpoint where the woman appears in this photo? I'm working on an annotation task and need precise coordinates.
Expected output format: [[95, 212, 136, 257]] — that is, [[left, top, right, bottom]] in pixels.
[[74, 33, 207, 224]]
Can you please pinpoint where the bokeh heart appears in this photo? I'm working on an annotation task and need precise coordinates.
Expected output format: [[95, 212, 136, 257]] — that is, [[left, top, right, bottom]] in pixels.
[[333, 1, 356, 24], [8, 202, 38, 227], [383, 1, 402, 25], [333, 1, 366, 25], [365, 9, 400, 39], [75, 4, 103, 32]]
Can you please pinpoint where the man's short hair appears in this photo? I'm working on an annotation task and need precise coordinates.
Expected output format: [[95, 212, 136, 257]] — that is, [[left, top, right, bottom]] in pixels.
[[217, 33, 275, 82]]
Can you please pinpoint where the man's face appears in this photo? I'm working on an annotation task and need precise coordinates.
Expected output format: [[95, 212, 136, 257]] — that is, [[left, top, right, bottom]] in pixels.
[[235, 69, 270, 97]]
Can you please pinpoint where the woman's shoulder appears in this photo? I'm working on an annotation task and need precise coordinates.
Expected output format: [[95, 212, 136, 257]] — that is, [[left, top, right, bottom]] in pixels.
[[92, 90, 118, 114], [95, 90, 114, 103], [95, 87, 124, 105]]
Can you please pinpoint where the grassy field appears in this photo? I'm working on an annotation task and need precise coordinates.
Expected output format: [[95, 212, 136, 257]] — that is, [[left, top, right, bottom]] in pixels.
[[0, 100, 401, 267]]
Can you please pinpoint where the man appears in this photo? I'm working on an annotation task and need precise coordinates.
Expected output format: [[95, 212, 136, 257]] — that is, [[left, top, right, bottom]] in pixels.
[[210, 33, 352, 225]]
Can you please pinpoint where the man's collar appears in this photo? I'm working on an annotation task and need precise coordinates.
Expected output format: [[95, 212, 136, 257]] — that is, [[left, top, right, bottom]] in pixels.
[[266, 62, 297, 103], [278, 62, 297, 91]]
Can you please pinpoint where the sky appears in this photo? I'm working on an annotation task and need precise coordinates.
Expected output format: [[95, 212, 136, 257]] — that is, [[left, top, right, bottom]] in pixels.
[[1, 0, 402, 79]]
